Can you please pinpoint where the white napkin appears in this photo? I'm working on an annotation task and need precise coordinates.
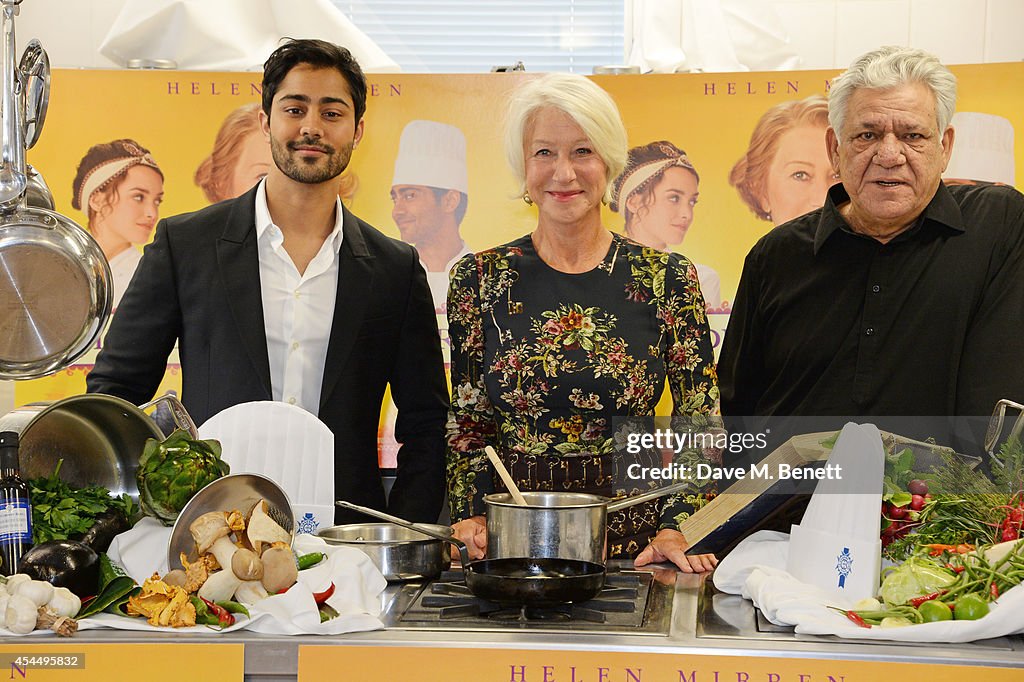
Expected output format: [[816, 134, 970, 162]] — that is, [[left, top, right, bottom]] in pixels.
[[198, 401, 335, 536], [245, 535, 386, 635], [106, 516, 173, 584], [715, 531, 1024, 643], [37, 532, 386, 637]]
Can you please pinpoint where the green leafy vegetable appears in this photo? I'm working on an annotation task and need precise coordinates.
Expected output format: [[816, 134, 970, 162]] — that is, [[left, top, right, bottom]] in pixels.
[[28, 460, 137, 545]]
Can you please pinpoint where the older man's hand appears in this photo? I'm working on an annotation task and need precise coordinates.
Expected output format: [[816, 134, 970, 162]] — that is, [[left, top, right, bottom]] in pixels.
[[633, 528, 717, 573]]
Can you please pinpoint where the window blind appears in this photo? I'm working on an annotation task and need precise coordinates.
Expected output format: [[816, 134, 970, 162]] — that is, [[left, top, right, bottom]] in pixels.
[[333, 1, 625, 73]]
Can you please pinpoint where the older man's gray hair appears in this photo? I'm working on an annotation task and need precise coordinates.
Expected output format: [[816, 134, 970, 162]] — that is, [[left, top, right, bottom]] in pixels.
[[828, 46, 958, 136]]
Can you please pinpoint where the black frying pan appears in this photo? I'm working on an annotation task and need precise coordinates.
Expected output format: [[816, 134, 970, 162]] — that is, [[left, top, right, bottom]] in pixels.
[[336, 501, 606, 606]]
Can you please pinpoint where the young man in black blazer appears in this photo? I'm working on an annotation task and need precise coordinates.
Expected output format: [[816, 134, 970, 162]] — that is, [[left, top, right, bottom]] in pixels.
[[88, 39, 449, 525]]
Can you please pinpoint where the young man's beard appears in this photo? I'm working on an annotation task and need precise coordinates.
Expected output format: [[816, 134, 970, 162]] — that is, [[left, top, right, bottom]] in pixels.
[[270, 135, 352, 185]]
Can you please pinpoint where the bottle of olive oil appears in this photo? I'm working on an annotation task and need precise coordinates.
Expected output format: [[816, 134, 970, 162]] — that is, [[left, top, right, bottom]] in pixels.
[[0, 431, 33, 576]]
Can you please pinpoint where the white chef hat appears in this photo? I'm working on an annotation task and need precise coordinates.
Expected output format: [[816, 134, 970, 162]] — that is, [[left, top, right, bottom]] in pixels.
[[391, 120, 468, 194], [944, 112, 1015, 186]]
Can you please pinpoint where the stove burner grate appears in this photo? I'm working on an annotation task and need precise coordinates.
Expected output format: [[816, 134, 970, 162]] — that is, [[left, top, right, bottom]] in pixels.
[[419, 570, 641, 623]]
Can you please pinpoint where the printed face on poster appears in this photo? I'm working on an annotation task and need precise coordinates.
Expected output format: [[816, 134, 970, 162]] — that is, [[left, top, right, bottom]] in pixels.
[[19, 64, 1023, 466]]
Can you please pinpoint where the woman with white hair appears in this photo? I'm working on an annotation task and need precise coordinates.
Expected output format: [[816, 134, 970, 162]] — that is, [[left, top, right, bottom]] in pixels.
[[445, 73, 720, 573]]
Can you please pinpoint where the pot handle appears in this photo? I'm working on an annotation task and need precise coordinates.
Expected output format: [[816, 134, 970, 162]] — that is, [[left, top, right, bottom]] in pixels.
[[138, 392, 199, 439], [605, 480, 695, 513], [335, 499, 472, 567]]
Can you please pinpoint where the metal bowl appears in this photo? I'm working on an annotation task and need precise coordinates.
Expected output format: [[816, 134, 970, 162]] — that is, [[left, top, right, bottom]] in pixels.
[[167, 473, 294, 570], [0, 393, 163, 499], [319, 522, 452, 582]]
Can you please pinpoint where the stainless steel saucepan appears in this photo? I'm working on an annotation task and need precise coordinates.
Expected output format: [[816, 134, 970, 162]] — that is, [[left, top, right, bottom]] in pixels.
[[484, 480, 696, 564], [318, 522, 452, 582]]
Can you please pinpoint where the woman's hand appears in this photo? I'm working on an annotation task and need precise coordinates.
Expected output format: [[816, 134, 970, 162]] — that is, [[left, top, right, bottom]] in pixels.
[[633, 528, 717, 573], [450, 515, 488, 562]]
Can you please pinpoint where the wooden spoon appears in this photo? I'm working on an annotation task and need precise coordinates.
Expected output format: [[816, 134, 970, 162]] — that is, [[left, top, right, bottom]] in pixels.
[[484, 445, 528, 506]]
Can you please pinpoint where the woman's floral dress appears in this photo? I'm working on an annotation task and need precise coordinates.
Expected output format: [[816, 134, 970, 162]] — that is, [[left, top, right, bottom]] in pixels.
[[445, 232, 720, 557]]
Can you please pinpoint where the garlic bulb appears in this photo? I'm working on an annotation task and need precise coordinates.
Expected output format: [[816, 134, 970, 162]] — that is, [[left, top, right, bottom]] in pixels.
[[46, 587, 81, 619], [5, 594, 38, 634], [17, 580, 54, 607], [3, 574, 31, 595]]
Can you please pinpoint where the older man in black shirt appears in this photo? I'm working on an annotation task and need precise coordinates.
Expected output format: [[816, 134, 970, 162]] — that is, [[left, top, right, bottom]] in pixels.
[[720, 46, 1024, 420]]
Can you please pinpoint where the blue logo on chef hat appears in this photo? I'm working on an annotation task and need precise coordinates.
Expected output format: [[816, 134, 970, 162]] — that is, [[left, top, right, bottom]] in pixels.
[[836, 547, 854, 588], [296, 512, 319, 535]]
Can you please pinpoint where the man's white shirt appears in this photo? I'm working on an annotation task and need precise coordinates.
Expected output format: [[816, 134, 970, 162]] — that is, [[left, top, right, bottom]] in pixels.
[[254, 179, 344, 415]]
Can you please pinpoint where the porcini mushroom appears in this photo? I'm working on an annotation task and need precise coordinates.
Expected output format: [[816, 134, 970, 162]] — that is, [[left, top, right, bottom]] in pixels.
[[260, 547, 298, 594], [247, 500, 291, 555], [197, 569, 239, 603], [231, 548, 264, 581], [189, 511, 264, 581]]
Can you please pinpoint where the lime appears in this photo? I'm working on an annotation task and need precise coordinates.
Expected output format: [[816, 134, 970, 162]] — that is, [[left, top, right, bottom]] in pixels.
[[917, 599, 952, 622], [953, 594, 989, 621]]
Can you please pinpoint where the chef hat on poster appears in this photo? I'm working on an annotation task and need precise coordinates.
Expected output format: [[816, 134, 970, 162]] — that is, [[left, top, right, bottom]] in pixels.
[[98, 0, 399, 72], [391, 120, 469, 194], [944, 112, 1015, 185]]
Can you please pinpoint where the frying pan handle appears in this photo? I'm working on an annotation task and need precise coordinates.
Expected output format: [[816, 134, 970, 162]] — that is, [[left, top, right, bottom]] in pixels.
[[985, 399, 1024, 461], [605, 480, 694, 513], [139, 392, 199, 438], [335, 499, 472, 567]]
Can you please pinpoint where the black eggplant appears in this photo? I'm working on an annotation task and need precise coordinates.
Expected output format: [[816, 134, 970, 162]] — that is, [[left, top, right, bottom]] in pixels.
[[19, 540, 101, 598], [72, 509, 131, 554]]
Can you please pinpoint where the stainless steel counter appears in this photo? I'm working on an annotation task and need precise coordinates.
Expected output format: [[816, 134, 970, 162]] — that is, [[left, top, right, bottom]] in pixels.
[[17, 564, 1024, 681]]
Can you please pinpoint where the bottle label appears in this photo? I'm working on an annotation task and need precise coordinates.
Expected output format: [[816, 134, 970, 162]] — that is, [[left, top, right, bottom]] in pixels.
[[0, 500, 32, 542]]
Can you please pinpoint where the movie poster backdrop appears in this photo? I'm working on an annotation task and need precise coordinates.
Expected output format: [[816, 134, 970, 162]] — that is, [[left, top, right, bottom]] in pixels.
[[18, 64, 1023, 467]]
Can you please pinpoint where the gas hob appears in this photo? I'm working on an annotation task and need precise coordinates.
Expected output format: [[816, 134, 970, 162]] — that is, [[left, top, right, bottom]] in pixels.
[[382, 566, 675, 636]]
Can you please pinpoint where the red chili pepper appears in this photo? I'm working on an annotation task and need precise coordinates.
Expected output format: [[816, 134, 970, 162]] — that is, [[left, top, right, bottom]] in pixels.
[[312, 582, 335, 605], [201, 596, 235, 627], [845, 610, 871, 628], [944, 563, 966, 574], [990, 582, 1000, 599], [909, 590, 947, 608]]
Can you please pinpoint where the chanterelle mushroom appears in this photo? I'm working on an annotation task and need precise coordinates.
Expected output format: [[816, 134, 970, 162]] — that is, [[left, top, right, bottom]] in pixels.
[[247, 500, 291, 555]]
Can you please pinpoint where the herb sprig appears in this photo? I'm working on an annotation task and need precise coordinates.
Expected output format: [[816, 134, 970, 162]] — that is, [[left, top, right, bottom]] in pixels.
[[28, 460, 137, 544]]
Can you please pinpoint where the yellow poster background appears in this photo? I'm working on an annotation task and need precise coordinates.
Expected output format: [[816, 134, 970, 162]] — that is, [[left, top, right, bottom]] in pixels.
[[17, 64, 1024, 464]]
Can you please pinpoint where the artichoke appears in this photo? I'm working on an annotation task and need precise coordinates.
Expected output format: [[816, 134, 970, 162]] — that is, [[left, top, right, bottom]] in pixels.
[[136, 429, 230, 525]]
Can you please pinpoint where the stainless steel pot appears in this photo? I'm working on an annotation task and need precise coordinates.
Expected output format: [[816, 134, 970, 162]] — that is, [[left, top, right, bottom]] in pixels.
[[0, 392, 197, 499], [0, 1, 110, 379], [334, 501, 606, 605], [319, 522, 452, 582], [484, 481, 694, 564]]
